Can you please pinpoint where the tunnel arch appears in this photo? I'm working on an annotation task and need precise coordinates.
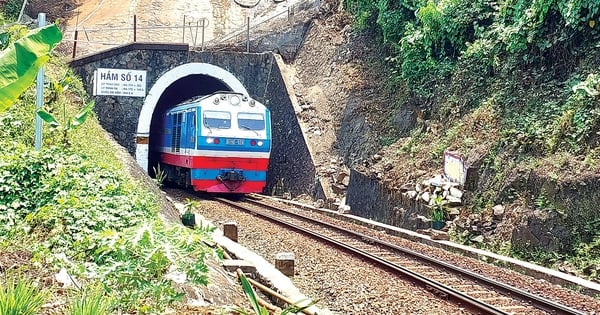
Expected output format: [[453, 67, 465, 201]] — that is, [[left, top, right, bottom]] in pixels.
[[135, 62, 249, 172]]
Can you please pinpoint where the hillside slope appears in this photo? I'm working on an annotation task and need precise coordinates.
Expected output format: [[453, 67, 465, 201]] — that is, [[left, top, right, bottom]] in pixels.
[[278, 0, 600, 282], [34, 0, 600, 282]]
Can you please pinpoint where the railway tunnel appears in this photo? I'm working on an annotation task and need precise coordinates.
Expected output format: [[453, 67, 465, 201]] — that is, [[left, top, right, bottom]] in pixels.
[[136, 62, 250, 178], [69, 44, 322, 198]]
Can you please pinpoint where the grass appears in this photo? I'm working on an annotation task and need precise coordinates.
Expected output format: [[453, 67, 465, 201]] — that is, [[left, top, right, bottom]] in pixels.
[[0, 277, 48, 315], [67, 285, 113, 315]]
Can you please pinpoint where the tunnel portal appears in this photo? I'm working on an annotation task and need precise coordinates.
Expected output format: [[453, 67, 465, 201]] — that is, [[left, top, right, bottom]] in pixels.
[[136, 62, 249, 174]]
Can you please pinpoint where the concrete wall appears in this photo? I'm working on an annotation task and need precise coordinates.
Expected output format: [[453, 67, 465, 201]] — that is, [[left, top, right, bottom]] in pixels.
[[346, 169, 429, 230], [264, 56, 323, 199], [70, 43, 190, 154]]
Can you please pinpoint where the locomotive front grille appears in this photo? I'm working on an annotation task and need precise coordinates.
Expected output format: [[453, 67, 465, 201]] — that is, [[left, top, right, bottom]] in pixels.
[[218, 170, 245, 182]]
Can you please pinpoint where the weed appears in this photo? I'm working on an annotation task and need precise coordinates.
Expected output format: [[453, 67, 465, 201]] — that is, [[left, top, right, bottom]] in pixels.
[[2, 0, 23, 21], [67, 285, 113, 315], [429, 195, 447, 222], [37, 70, 96, 148], [153, 164, 167, 188], [400, 128, 424, 154], [0, 276, 48, 315], [83, 222, 215, 313]]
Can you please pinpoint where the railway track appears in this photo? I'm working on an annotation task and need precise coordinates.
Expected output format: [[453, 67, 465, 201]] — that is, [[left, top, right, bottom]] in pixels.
[[215, 195, 586, 315]]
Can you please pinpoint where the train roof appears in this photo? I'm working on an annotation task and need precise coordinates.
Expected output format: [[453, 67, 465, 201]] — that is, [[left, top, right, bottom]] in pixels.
[[166, 91, 265, 114], [177, 91, 246, 106]]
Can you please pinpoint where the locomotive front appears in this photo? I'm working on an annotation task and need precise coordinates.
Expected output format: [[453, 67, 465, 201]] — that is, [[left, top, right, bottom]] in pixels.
[[159, 92, 272, 194]]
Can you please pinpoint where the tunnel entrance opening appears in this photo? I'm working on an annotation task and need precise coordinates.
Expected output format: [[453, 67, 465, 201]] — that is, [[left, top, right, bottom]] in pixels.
[[135, 62, 249, 175], [147, 74, 231, 178]]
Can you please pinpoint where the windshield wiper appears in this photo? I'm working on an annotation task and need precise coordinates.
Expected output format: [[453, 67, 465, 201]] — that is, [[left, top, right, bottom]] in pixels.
[[239, 124, 259, 136]]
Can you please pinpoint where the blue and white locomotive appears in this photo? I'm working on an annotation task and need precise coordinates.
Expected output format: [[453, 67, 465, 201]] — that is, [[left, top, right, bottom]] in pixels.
[[158, 91, 271, 193]]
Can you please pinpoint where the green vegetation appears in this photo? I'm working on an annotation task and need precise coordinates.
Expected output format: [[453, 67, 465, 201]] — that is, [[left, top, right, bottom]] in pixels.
[[0, 18, 218, 314], [37, 70, 96, 147], [2, 0, 24, 22], [0, 23, 62, 113], [66, 285, 113, 315], [344, 0, 600, 280], [429, 195, 447, 222], [0, 277, 48, 315], [236, 273, 314, 315]]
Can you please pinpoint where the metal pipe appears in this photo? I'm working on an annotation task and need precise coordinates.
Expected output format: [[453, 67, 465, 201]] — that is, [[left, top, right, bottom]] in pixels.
[[246, 16, 250, 53], [201, 18, 207, 51], [194, 20, 199, 48], [35, 12, 46, 151], [182, 15, 186, 43]]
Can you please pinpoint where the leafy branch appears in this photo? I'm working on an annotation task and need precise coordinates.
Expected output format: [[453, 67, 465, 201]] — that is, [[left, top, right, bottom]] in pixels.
[[36, 71, 95, 147]]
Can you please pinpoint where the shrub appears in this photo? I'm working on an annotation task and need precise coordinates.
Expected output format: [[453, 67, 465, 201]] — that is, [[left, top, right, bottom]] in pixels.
[[2, 0, 24, 21], [82, 222, 215, 313]]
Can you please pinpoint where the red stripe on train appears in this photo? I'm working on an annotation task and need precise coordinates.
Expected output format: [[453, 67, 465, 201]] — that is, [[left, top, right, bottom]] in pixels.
[[160, 153, 269, 170], [190, 179, 267, 193]]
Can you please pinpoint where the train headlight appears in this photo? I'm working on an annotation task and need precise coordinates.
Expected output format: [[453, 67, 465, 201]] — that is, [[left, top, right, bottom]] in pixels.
[[207, 137, 220, 144], [257, 140, 263, 146], [230, 95, 241, 106]]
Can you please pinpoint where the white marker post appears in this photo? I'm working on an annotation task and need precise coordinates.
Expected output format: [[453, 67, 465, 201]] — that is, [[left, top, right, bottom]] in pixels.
[[34, 13, 46, 151]]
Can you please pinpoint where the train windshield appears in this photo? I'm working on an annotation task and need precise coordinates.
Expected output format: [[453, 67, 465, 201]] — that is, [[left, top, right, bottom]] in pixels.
[[237, 113, 265, 130], [204, 111, 231, 129]]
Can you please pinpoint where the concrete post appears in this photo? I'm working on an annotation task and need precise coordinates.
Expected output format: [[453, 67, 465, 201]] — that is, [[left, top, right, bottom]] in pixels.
[[223, 222, 238, 242], [275, 252, 295, 277], [34, 13, 46, 151]]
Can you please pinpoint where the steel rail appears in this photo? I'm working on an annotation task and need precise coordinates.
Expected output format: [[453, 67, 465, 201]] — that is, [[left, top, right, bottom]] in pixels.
[[245, 198, 586, 315], [218, 196, 586, 315], [216, 197, 511, 315]]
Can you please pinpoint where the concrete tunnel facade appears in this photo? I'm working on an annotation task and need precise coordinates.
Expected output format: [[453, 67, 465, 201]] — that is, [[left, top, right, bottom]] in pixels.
[[69, 44, 321, 198], [135, 62, 249, 173]]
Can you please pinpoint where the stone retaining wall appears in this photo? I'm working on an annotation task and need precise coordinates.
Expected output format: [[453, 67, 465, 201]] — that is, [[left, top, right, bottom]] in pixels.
[[346, 169, 430, 230]]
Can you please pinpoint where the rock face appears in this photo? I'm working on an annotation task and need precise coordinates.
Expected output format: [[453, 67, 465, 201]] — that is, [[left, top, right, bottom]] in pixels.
[[511, 210, 571, 252]]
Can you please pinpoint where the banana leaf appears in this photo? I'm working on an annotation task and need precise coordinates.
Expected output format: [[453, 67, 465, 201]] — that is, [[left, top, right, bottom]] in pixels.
[[0, 24, 62, 113]]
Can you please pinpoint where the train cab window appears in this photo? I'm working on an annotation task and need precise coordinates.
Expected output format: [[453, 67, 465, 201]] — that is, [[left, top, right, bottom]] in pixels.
[[237, 113, 265, 130], [204, 111, 231, 129]]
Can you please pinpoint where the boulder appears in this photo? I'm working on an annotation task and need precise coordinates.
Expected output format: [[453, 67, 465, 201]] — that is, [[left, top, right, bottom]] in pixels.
[[449, 187, 463, 198]]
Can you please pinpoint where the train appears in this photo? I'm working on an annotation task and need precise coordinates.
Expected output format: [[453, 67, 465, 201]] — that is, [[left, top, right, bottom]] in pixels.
[[157, 91, 272, 194]]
